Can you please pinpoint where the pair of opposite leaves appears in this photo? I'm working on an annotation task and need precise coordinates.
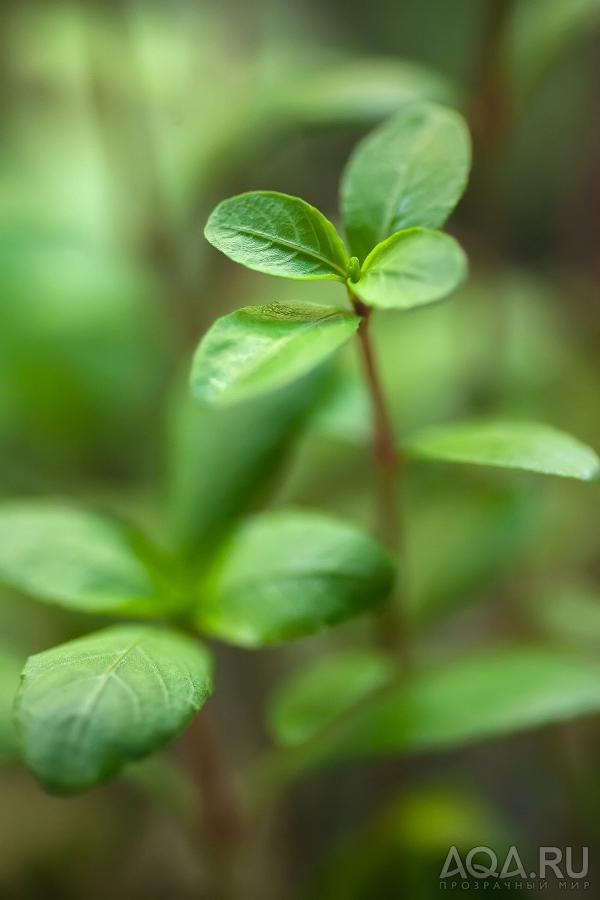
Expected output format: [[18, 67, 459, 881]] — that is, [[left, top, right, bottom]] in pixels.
[[192, 100, 599, 484], [193, 100, 470, 406]]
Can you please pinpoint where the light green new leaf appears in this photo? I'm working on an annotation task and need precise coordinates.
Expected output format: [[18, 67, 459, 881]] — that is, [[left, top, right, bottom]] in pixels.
[[15, 625, 213, 793], [341, 101, 471, 261], [267, 649, 600, 773], [406, 420, 600, 481], [267, 650, 395, 747], [351, 228, 466, 311], [204, 191, 349, 281], [0, 502, 183, 616], [197, 510, 395, 647], [0, 645, 24, 763], [190, 302, 360, 405]]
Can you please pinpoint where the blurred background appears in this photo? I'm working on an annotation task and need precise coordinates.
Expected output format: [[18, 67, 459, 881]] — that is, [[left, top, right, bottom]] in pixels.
[[0, 1, 599, 897]]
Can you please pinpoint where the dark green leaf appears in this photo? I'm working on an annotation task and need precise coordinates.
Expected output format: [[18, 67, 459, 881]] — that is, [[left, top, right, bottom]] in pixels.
[[406, 420, 600, 481], [341, 101, 471, 261], [197, 510, 395, 647], [0, 502, 182, 616], [15, 625, 213, 793], [205, 191, 349, 281], [190, 302, 360, 405], [351, 228, 466, 310], [267, 650, 395, 747]]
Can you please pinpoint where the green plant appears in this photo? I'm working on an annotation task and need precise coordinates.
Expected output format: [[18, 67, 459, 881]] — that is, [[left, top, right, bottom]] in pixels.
[[0, 100, 599, 888]]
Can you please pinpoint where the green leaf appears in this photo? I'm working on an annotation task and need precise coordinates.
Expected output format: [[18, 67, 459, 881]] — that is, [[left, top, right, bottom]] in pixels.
[[341, 101, 471, 261], [167, 369, 326, 568], [267, 648, 600, 771], [406, 420, 600, 481], [197, 510, 395, 647], [351, 228, 466, 311], [0, 645, 24, 763], [15, 625, 213, 793], [204, 191, 349, 281], [190, 302, 360, 406], [267, 650, 395, 747], [283, 58, 455, 124], [0, 502, 182, 616]]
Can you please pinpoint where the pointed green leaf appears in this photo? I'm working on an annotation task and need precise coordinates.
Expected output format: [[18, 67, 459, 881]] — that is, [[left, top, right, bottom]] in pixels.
[[266, 649, 600, 780], [351, 228, 466, 311], [204, 191, 349, 281], [267, 650, 395, 747], [406, 420, 600, 481], [0, 502, 183, 616], [341, 102, 471, 261], [328, 648, 600, 759], [15, 625, 213, 793], [190, 302, 360, 406], [197, 510, 395, 647]]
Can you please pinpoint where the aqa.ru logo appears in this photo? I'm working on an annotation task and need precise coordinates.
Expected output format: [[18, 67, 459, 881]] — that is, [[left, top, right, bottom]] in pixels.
[[439, 846, 589, 890]]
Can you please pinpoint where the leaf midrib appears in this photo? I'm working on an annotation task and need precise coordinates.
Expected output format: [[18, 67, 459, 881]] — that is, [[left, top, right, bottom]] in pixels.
[[229, 224, 347, 278], [217, 309, 353, 391]]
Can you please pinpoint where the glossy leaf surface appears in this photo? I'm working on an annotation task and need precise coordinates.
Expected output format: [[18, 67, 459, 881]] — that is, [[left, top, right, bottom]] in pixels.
[[190, 302, 360, 405], [351, 228, 466, 310], [341, 102, 471, 260], [205, 191, 349, 280]]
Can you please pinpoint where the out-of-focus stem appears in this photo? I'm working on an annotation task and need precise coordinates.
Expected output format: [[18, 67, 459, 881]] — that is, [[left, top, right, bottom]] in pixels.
[[186, 705, 247, 900]]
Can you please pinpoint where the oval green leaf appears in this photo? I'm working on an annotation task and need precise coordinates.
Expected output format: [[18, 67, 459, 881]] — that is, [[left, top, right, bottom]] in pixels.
[[341, 102, 471, 261], [267, 650, 395, 747], [351, 228, 467, 311], [0, 502, 183, 616], [406, 420, 600, 481], [15, 625, 213, 793], [190, 301, 360, 406], [204, 191, 349, 281], [265, 649, 600, 783], [197, 510, 396, 647]]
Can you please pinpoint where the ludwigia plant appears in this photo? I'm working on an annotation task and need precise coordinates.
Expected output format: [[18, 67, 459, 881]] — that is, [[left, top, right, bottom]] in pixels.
[[0, 102, 598, 886]]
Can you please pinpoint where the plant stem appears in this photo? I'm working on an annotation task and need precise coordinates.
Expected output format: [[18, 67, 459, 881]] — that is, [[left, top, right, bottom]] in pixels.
[[350, 293, 409, 663], [185, 704, 247, 899]]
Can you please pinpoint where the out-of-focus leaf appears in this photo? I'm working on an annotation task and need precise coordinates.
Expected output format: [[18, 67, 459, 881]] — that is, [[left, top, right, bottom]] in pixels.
[[352, 228, 466, 311], [406, 420, 599, 481], [267, 650, 395, 747], [407, 483, 536, 627], [204, 191, 349, 281], [190, 302, 360, 405], [507, 0, 600, 99], [0, 502, 182, 617], [318, 787, 510, 900], [268, 648, 600, 768], [166, 369, 325, 566], [341, 102, 471, 261], [197, 510, 395, 647], [530, 583, 600, 651], [283, 58, 455, 124], [0, 645, 24, 764], [15, 625, 212, 793]]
